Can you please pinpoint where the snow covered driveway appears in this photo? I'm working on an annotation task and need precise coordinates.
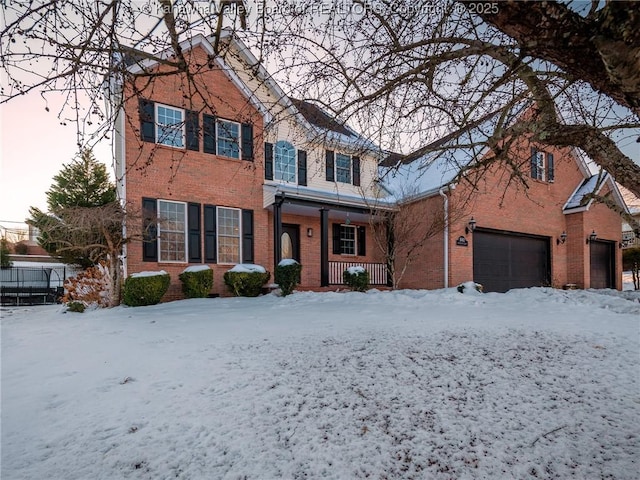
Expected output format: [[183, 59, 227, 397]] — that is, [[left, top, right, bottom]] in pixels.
[[2, 288, 638, 479]]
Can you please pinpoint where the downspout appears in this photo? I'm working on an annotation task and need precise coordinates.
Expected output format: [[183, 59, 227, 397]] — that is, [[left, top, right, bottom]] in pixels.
[[439, 187, 449, 288]]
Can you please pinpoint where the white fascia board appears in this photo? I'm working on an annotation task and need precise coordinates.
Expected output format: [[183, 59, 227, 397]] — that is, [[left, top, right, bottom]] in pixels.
[[126, 33, 214, 74]]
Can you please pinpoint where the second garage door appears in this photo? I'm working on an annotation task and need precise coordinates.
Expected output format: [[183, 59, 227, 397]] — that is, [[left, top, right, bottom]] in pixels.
[[473, 230, 551, 293]]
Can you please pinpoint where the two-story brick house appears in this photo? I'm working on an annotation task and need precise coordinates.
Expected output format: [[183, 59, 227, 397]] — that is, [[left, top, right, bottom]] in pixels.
[[382, 126, 628, 292], [113, 33, 392, 299]]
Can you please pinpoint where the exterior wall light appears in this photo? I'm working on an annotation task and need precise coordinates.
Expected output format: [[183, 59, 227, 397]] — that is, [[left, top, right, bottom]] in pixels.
[[557, 231, 567, 245], [465, 217, 477, 234], [586, 230, 597, 244], [307, 228, 313, 237]]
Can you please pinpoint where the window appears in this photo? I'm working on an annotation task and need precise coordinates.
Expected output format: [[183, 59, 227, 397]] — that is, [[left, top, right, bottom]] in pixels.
[[158, 200, 187, 262], [533, 151, 545, 181], [339, 224, 356, 255], [217, 119, 240, 159], [275, 140, 296, 182], [336, 153, 352, 183], [156, 104, 184, 148], [217, 207, 241, 263], [531, 148, 555, 183]]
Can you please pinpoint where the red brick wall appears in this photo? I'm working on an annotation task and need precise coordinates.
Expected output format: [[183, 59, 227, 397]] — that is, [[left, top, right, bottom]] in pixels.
[[399, 142, 623, 290], [124, 46, 267, 299]]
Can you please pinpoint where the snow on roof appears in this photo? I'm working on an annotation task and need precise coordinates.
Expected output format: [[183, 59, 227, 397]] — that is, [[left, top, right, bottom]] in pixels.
[[563, 175, 605, 211], [228, 264, 267, 274]]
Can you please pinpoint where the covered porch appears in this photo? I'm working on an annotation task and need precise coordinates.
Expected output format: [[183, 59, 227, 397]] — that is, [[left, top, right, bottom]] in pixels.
[[264, 184, 395, 287]]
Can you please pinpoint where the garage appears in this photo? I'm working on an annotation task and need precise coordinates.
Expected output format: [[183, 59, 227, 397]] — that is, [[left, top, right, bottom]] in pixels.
[[473, 229, 551, 293], [589, 240, 615, 289]]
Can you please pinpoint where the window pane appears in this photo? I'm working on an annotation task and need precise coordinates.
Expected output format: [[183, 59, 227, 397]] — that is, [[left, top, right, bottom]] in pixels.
[[156, 105, 184, 147], [217, 207, 241, 263], [158, 200, 186, 262], [275, 140, 296, 182], [340, 225, 356, 255], [217, 120, 240, 159], [336, 153, 352, 183]]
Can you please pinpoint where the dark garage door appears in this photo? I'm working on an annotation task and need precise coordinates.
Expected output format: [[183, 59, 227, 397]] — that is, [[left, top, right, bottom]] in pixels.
[[590, 240, 615, 289], [473, 230, 550, 293]]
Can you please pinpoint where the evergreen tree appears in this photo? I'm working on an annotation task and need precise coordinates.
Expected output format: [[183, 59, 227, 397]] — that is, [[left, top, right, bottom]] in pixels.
[[45, 149, 116, 210], [28, 149, 119, 268]]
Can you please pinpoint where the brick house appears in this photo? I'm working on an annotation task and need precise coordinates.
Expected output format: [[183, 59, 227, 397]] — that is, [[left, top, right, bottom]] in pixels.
[[113, 33, 392, 299], [382, 129, 628, 292]]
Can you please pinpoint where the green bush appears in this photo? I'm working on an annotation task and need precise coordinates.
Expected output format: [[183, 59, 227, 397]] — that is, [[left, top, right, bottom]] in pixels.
[[179, 267, 213, 298], [0, 238, 12, 268], [122, 271, 170, 306], [274, 260, 302, 296], [223, 265, 270, 297], [343, 266, 370, 292], [66, 301, 86, 313]]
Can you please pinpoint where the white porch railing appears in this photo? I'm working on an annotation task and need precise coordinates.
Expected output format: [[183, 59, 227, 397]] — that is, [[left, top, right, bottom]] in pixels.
[[329, 261, 388, 286]]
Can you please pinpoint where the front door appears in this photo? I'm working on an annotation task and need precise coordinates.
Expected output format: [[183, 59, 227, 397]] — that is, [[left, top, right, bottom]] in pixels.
[[281, 224, 300, 262]]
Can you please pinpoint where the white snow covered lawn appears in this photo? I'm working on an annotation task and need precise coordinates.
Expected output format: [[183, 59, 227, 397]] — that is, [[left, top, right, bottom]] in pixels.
[[2, 287, 639, 479]]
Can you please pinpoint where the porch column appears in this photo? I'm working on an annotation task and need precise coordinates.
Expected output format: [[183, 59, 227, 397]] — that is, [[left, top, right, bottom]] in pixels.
[[320, 208, 329, 286], [273, 196, 284, 271]]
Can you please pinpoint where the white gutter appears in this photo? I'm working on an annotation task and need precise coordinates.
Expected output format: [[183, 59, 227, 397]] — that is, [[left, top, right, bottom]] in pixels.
[[439, 187, 449, 288]]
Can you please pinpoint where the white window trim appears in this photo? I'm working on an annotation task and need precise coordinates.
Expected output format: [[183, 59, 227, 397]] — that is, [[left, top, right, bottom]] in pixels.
[[216, 206, 243, 264], [336, 153, 352, 184], [534, 151, 546, 182], [216, 119, 242, 159], [340, 223, 357, 256], [274, 140, 297, 183], [157, 199, 188, 263], [155, 103, 185, 148]]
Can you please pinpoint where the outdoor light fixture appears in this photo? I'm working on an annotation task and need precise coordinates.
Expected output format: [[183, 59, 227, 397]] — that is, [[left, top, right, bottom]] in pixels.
[[586, 230, 597, 244], [557, 231, 567, 245], [465, 217, 477, 234], [307, 228, 313, 237]]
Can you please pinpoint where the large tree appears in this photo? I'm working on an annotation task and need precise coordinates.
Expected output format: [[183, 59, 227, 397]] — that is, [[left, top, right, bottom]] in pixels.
[[28, 148, 124, 305], [2, 1, 639, 214]]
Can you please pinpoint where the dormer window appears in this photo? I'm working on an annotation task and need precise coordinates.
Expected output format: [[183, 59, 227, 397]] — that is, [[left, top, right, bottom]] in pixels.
[[531, 148, 555, 183]]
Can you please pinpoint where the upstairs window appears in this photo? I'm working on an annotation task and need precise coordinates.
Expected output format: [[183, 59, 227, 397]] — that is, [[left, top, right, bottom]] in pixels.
[[336, 153, 352, 184], [531, 148, 555, 183], [275, 140, 296, 182], [156, 104, 184, 148], [217, 119, 241, 159], [325, 150, 361, 186]]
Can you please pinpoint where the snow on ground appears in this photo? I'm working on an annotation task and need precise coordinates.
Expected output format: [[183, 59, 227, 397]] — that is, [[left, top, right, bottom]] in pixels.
[[1, 287, 639, 479]]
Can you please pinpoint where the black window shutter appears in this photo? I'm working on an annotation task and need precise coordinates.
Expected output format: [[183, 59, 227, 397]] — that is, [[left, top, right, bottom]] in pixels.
[[332, 223, 341, 254], [357, 226, 366, 256], [188, 203, 201, 263], [204, 204, 217, 263], [242, 209, 254, 263], [139, 99, 155, 143], [241, 123, 254, 161], [264, 142, 274, 180], [352, 156, 361, 186], [186, 110, 199, 151], [547, 153, 555, 182], [298, 149, 307, 186], [203, 114, 216, 154], [326, 150, 335, 182], [530, 147, 538, 179], [142, 197, 158, 261]]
